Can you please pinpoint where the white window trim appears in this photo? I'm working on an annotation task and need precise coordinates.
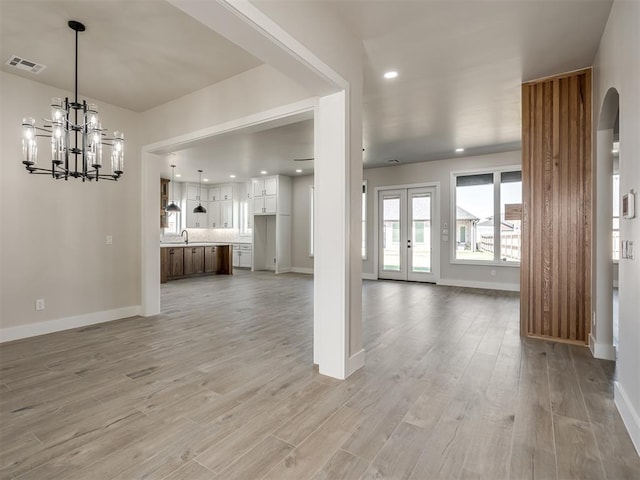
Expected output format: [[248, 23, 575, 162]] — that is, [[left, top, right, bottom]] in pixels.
[[362, 180, 368, 260], [450, 165, 522, 267], [309, 185, 314, 258]]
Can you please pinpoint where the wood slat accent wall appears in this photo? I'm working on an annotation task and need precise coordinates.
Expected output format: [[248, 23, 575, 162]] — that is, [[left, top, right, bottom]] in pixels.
[[521, 69, 592, 344]]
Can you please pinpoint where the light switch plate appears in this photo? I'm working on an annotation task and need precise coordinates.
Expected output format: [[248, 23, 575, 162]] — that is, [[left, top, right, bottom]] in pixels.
[[106, 235, 113, 245]]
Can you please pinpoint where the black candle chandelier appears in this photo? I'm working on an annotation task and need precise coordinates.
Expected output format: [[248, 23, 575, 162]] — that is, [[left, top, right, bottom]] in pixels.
[[21, 20, 124, 181]]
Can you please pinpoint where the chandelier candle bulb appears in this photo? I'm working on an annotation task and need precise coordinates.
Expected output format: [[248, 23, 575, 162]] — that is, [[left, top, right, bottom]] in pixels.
[[22, 117, 37, 165], [111, 132, 124, 174]]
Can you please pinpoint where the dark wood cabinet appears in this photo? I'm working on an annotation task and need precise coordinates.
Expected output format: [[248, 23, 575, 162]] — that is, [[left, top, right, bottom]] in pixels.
[[167, 247, 184, 279], [161, 245, 232, 283], [204, 246, 218, 273], [184, 247, 205, 275]]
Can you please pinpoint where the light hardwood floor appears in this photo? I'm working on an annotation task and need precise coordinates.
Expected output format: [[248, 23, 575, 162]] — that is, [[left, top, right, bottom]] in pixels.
[[1, 272, 638, 479]]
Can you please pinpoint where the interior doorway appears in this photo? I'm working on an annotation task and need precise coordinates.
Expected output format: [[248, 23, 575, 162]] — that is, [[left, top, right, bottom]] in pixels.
[[378, 185, 439, 283]]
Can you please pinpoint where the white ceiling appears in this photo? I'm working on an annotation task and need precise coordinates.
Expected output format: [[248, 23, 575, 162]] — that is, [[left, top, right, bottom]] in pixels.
[[156, 113, 314, 184], [0, 0, 262, 112], [330, 0, 613, 165], [1, 0, 613, 173]]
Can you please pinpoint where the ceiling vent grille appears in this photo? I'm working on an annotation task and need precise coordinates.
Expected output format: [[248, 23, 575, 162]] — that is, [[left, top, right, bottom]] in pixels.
[[5, 55, 47, 74]]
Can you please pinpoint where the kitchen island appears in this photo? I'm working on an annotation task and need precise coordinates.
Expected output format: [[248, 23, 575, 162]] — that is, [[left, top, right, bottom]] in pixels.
[[160, 244, 232, 283]]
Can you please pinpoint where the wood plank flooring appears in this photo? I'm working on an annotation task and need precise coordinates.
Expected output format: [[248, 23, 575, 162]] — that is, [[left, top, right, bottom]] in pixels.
[[1, 271, 638, 479]]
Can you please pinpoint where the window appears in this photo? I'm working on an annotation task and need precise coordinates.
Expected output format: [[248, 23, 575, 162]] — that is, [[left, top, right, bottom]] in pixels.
[[310, 185, 314, 257], [362, 181, 367, 259], [453, 168, 522, 264], [166, 210, 180, 234], [613, 173, 620, 261]]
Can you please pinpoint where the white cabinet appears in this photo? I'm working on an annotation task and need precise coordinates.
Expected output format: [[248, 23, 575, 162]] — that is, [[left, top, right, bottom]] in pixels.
[[208, 186, 220, 202], [186, 200, 207, 228], [252, 176, 279, 215], [220, 200, 232, 228], [233, 243, 253, 269], [251, 175, 291, 273], [208, 185, 233, 201], [206, 184, 234, 228], [253, 177, 277, 197], [187, 184, 203, 201], [207, 201, 220, 228], [253, 196, 278, 215]]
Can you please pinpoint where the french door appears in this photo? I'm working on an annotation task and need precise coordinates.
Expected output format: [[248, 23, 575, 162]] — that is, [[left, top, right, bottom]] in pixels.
[[378, 186, 437, 282]]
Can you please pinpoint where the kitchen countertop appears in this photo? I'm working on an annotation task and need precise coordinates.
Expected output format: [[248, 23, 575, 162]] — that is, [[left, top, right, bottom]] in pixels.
[[160, 242, 251, 248]]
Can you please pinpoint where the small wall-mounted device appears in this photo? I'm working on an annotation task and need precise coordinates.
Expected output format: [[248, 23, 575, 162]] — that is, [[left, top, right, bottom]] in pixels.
[[622, 191, 635, 219]]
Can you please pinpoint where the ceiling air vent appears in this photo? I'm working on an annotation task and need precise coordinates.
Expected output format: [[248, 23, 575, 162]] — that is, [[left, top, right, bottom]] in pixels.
[[5, 55, 47, 74]]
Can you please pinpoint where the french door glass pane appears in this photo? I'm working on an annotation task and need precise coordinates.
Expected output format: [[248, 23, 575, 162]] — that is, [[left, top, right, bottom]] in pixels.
[[412, 194, 431, 272], [382, 196, 400, 271]]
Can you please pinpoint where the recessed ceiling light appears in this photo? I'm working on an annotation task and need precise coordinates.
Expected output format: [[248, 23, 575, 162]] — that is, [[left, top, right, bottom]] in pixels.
[[229, 174, 236, 178], [384, 71, 398, 79], [175, 174, 181, 178], [203, 178, 209, 182], [296, 169, 302, 173], [455, 148, 465, 153], [260, 170, 267, 175]]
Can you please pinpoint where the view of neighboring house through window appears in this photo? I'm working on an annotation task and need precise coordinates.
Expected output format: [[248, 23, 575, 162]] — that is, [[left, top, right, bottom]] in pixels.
[[454, 169, 522, 263], [613, 173, 620, 260]]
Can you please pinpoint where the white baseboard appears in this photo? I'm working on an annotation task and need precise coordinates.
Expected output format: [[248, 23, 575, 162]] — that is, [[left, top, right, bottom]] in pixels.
[[0, 305, 141, 343], [290, 267, 314, 275], [347, 349, 365, 376], [589, 333, 617, 361], [437, 278, 520, 292], [362, 273, 377, 280], [615, 381, 640, 455]]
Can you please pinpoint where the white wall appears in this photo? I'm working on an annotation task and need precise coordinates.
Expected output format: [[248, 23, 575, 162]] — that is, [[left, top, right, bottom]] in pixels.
[[0, 72, 142, 340], [291, 175, 314, 272], [142, 64, 311, 145], [593, 0, 640, 452], [289, 152, 522, 290]]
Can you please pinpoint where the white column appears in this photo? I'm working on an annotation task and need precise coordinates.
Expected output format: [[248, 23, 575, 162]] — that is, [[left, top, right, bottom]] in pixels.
[[591, 129, 615, 360], [314, 91, 363, 379], [141, 152, 161, 317]]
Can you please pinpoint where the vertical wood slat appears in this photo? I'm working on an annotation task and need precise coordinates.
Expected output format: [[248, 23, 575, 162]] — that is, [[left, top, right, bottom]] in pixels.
[[521, 69, 592, 344]]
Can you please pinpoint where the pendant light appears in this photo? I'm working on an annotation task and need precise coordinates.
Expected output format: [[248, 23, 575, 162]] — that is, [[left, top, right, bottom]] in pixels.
[[165, 164, 181, 213], [193, 169, 207, 214]]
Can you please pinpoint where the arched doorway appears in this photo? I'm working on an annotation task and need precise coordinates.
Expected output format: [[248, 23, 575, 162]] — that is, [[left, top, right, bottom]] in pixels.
[[592, 87, 619, 360]]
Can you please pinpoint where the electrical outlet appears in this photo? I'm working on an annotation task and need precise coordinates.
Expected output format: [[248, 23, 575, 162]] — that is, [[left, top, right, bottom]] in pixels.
[[35, 299, 45, 311], [106, 235, 113, 245], [490, 269, 496, 277]]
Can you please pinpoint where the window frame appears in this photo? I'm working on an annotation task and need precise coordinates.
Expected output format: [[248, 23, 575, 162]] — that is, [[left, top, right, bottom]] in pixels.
[[450, 165, 522, 267], [613, 172, 620, 262]]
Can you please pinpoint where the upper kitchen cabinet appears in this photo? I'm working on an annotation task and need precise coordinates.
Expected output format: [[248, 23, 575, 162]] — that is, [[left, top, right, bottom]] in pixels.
[[208, 184, 233, 201], [252, 175, 290, 215], [185, 200, 207, 228], [207, 183, 235, 228], [186, 184, 203, 202]]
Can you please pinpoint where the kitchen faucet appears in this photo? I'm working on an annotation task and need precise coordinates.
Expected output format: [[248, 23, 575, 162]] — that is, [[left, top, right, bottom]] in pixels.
[[181, 229, 189, 245]]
